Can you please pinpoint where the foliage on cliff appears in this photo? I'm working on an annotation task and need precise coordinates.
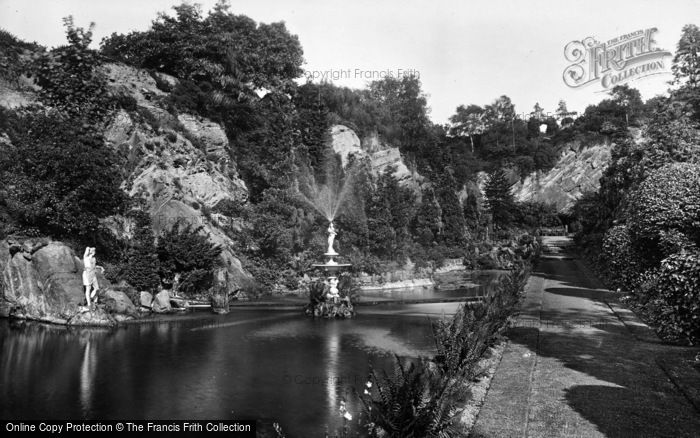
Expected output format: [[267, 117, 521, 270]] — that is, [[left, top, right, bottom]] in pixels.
[[0, 18, 126, 240]]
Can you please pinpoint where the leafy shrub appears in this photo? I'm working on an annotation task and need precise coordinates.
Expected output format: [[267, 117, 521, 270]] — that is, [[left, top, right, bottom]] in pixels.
[[337, 271, 359, 299], [0, 28, 40, 85], [33, 17, 112, 123], [115, 93, 138, 111], [157, 222, 222, 295], [0, 109, 126, 239], [100, 2, 303, 94], [433, 265, 529, 378], [631, 251, 700, 343], [120, 210, 161, 292], [600, 225, 644, 290], [627, 162, 700, 262], [358, 263, 530, 437], [358, 357, 462, 438], [516, 201, 561, 229]]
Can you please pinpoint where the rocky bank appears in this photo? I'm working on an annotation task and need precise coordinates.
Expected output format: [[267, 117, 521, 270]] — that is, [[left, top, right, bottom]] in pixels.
[[0, 62, 253, 324]]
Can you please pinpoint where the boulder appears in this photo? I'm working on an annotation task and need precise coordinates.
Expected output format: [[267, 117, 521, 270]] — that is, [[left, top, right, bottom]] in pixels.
[[140, 291, 154, 308], [102, 289, 138, 317], [177, 113, 230, 162], [1, 239, 86, 324], [210, 293, 229, 314], [152, 290, 172, 313]]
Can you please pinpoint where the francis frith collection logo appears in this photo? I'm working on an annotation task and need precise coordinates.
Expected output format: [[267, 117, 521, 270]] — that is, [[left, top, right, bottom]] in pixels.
[[563, 28, 672, 89]]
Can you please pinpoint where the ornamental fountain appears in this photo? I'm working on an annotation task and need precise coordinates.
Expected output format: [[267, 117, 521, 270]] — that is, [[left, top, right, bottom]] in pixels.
[[298, 164, 357, 318], [312, 221, 352, 309]]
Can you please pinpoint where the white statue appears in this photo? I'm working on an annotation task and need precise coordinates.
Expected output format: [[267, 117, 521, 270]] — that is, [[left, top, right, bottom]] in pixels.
[[326, 276, 340, 302], [82, 247, 103, 307], [327, 222, 337, 255]]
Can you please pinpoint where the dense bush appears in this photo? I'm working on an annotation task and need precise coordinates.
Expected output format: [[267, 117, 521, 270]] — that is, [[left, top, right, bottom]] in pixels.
[[627, 163, 700, 253], [0, 18, 126, 242], [157, 222, 222, 295], [599, 225, 644, 290], [358, 357, 462, 438], [0, 28, 40, 85], [34, 17, 113, 123], [101, 2, 303, 93], [631, 251, 700, 343], [516, 201, 561, 229], [0, 109, 126, 240], [119, 210, 161, 292], [433, 266, 529, 378], [573, 28, 700, 344]]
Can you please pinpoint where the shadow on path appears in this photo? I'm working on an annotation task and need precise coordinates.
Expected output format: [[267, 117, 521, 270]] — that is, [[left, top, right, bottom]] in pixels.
[[471, 237, 700, 438]]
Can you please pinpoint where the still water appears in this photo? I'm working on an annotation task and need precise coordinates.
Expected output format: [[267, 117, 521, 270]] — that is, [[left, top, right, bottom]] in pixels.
[[0, 271, 504, 437]]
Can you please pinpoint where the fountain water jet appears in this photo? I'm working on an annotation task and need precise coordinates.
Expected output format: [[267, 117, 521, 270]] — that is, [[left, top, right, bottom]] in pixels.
[[298, 159, 357, 318]]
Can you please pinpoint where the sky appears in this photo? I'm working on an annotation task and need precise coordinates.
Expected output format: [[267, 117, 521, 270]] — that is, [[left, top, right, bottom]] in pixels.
[[1, 0, 698, 124]]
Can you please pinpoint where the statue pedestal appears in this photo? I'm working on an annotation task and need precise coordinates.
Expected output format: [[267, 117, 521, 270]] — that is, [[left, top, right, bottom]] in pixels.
[[306, 220, 355, 318]]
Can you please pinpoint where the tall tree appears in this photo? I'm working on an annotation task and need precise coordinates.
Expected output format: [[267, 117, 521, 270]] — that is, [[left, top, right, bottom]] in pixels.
[[672, 24, 700, 89], [449, 104, 487, 153], [530, 102, 545, 121], [610, 84, 643, 127], [555, 99, 570, 121], [484, 169, 516, 227], [412, 186, 442, 245]]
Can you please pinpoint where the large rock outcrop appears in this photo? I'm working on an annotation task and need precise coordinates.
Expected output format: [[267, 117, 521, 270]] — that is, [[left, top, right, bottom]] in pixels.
[[103, 63, 252, 290], [0, 238, 131, 325], [511, 142, 611, 211], [330, 125, 423, 192]]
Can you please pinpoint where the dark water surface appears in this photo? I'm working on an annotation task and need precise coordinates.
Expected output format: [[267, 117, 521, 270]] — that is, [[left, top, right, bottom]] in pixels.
[[0, 270, 505, 437]]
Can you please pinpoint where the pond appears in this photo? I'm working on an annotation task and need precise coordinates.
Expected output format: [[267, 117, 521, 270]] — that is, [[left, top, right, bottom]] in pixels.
[[360, 269, 506, 301], [0, 270, 507, 437]]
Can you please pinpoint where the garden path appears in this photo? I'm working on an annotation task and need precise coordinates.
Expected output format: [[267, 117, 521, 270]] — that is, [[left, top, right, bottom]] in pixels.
[[471, 236, 700, 438]]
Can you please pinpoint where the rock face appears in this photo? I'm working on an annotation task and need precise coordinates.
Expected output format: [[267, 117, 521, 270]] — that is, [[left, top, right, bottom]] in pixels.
[[1, 62, 254, 307], [330, 125, 423, 192], [0, 238, 120, 324], [511, 142, 611, 212], [103, 63, 252, 291]]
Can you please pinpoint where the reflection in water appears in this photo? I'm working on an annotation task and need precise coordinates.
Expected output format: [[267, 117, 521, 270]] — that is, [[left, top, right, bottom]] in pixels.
[[80, 337, 96, 415], [0, 270, 505, 438], [360, 269, 506, 301], [326, 323, 339, 412]]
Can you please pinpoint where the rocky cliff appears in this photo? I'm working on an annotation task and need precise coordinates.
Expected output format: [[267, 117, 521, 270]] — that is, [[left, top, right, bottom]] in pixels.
[[332, 123, 612, 214], [511, 141, 611, 212], [330, 124, 423, 192], [103, 64, 250, 291], [0, 62, 252, 323]]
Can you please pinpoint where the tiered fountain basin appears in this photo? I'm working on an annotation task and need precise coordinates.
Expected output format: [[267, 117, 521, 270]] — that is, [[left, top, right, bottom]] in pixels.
[[308, 249, 355, 318], [311, 252, 352, 274]]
